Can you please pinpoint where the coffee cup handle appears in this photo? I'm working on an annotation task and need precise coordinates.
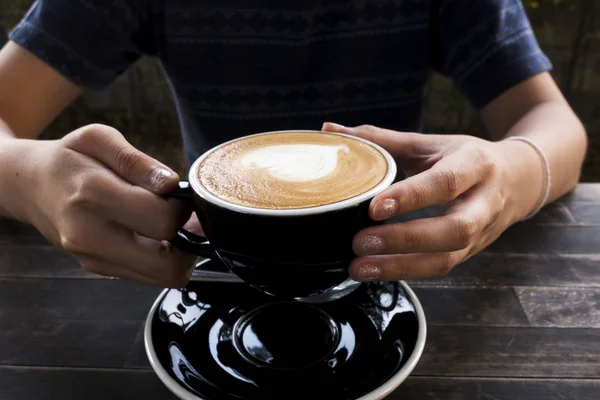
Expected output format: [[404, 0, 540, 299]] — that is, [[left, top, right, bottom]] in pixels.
[[164, 181, 215, 258]]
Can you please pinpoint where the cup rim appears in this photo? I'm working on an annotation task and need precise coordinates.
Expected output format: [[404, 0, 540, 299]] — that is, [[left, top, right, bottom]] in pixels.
[[187, 129, 398, 216], [143, 265, 427, 400]]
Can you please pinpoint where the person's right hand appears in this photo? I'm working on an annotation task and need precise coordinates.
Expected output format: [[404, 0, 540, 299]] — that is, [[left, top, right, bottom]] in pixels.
[[21, 124, 197, 287]]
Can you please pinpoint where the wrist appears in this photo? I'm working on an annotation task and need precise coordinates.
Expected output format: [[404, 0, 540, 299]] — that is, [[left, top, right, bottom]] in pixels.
[[0, 138, 41, 222], [493, 138, 547, 223]]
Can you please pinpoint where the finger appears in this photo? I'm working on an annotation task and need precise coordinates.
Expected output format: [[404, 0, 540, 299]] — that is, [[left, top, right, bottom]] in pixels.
[[65, 124, 179, 194], [369, 148, 491, 220], [443, 184, 504, 224], [353, 214, 480, 255], [348, 250, 467, 282], [128, 235, 198, 287], [76, 255, 189, 288], [75, 220, 197, 288], [353, 188, 496, 255], [321, 122, 431, 159], [76, 168, 190, 240]]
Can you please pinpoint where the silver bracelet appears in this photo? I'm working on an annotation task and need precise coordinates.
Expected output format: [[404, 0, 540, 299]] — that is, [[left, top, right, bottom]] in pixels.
[[503, 136, 551, 221]]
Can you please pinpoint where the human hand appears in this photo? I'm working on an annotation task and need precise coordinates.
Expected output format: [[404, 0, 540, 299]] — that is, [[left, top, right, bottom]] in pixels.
[[322, 123, 544, 282], [21, 124, 197, 287]]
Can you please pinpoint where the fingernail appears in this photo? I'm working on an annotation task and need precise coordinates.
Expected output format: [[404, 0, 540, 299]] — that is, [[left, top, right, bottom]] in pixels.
[[357, 264, 382, 281], [150, 168, 173, 191], [358, 235, 384, 255], [375, 198, 397, 220], [323, 122, 348, 131]]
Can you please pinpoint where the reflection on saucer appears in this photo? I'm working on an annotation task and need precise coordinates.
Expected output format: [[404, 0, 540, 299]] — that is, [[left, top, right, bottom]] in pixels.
[[159, 289, 212, 334]]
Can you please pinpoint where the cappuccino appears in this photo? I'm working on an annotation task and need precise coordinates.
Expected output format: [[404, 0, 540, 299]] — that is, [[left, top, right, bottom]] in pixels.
[[197, 131, 389, 209]]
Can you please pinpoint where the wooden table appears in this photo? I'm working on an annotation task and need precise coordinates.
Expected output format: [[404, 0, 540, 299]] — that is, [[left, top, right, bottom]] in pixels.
[[1, 184, 600, 399]]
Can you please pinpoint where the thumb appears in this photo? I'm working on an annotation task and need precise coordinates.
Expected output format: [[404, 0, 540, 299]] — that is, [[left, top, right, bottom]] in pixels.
[[321, 122, 428, 159], [65, 124, 179, 194]]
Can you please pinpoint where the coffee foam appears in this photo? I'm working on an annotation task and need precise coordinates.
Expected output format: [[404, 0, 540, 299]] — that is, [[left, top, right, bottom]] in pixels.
[[197, 132, 388, 209], [239, 144, 349, 182]]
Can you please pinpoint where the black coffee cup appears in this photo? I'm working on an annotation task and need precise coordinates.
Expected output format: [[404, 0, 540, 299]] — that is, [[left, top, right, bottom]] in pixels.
[[167, 130, 397, 299]]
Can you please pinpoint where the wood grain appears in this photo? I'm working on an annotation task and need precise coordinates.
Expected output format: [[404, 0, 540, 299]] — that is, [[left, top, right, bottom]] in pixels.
[[391, 377, 600, 400], [568, 202, 600, 225], [516, 287, 600, 328], [487, 225, 600, 254], [564, 184, 600, 202], [413, 287, 529, 326], [0, 219, 48, 245], [526, 202, 578, 225], [416, 326, 600, 378], [123, 325, 148, 369], [411, 253, 600, 288], [0, 279, 157, 368], [0, 319, 141, 368], [2, 368, 599, 400], [0, 367, 178, 400], [0, 246, 92, 278], [0, 279, 160, 321]]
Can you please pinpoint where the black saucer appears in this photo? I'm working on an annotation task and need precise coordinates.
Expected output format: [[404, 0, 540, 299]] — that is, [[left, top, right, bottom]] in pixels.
[[145, 262, 426, 400]]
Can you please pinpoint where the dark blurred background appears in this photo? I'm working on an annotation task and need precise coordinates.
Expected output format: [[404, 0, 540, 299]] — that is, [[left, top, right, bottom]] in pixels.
[[1, 0, 599, 179]]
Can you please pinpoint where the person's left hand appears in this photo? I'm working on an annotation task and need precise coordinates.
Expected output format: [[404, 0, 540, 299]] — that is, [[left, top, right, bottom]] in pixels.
[[322, 122, 544, 282]]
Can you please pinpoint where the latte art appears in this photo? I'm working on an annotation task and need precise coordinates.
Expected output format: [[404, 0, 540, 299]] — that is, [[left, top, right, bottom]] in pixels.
[[239, 144, 349, 182], [197, 132, 389, 209]]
